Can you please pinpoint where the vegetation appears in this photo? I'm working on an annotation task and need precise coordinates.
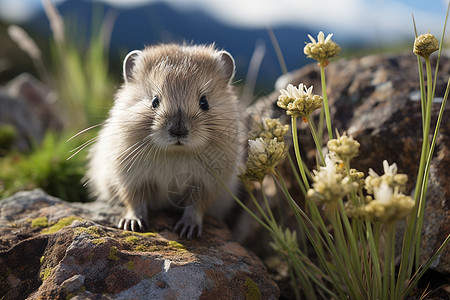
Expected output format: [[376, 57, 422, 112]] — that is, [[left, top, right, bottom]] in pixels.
[[234, 6, 450, 300], [1, 1, 116, 201], [1, 0, 449, 298]]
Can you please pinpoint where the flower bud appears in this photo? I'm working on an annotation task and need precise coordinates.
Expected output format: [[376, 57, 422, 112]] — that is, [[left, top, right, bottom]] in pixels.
[[413, 33, 439, 58]]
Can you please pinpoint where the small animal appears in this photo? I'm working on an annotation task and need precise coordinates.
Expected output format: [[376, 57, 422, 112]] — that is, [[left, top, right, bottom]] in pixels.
[[86, 44, 244, 239]]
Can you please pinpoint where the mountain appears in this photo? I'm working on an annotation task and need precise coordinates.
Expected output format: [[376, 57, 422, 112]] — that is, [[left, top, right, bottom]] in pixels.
[[24, 0, 313, 93]]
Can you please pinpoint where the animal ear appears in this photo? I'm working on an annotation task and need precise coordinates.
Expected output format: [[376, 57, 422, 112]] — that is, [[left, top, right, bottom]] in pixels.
[[123, 50, 142, 84], [217, 50, 235, 83]]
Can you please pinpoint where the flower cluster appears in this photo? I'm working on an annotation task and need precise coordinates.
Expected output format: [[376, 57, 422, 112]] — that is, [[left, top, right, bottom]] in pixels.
[[307, 155, 357, 206], [365, 160, 408, 194], [240, 118, 288, 183], [413, 32, 439, 58], [327, 132, 360, 163], [249, 118, 290, 141], [277, 83, 323, 120], [304, 31, 341, 66], [346, 161, 414, 223], [307, 133, 361, 206], [308, 133, 413, 223]]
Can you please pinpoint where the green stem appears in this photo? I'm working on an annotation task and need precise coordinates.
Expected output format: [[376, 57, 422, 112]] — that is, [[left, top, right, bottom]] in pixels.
[[390, 227, 396, 300], [318, 106, 325, 145], [306, 116, 325, 165], [396, 54, 432, 298], [274, 170, 347, 299], [286, 153, 307, 196], [414, 56, 433, 269], [291, 116, 310, 190], [366, 222, 382, 298], [328, 208, 363, 299], [261, 185, 276, 223], [403, 233, 450, 297], [382, 223, 395, 300], [320, 65, 333, 140]]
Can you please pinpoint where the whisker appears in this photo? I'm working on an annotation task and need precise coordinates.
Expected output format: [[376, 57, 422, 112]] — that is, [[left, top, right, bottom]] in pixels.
[[67, 137, 98, 160], [67, 123, 104, 142]]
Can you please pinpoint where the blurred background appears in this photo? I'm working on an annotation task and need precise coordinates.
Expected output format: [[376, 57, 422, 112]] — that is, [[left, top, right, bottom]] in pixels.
[[0, 0, 448, 92], [0, 0, 448, 202]]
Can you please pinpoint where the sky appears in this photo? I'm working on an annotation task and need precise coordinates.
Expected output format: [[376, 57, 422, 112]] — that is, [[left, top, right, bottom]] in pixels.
[[0, 0, 449, 43]]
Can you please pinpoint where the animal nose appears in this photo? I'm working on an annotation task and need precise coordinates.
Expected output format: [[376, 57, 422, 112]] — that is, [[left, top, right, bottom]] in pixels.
[[168, 109, 189, 138], [168, 125, 189, 138]]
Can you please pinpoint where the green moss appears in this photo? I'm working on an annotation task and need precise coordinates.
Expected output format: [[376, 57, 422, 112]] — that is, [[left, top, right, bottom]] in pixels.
[[66, 293, 76, 300], [129, 231, 157, 237], [108, 246, 119, 261], [74, 226, 102, 238], [65, 285, 86, 299], [134, 245, 148, 252], [168, 241, 185, 251], [40, 267, 52, 281], [244, 277, 261, 300], [125, 235, 140, 243], [91, 238, 105, 245], [31, 217, 49, 228], [41, 216, 83, 234], [126, 260, 135, 270]]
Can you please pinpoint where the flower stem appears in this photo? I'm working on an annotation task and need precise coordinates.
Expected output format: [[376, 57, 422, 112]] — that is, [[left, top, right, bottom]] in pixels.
[[318, 106, 325, 145], [413, 56, 433, 268], [382, 223, 396, 300], [306, 116, 325, 165], [320, 64, 333, 140], [291, 116, 310, 190]]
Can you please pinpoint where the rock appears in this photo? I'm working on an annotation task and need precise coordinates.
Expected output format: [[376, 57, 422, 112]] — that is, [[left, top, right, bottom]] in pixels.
[[0, 189, 279, 299], [5, 73, 64, 133], [0, 73, 64, 151], [0, 90, 44, 151], [251, 52, 450, 276]]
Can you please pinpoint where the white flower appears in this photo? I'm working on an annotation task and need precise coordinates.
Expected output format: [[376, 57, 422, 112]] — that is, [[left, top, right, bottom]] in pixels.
[[307, 31, 333, 45], [279, 83, 313, 99], [248, 138, 266, 154], [240, 137, 287, 183], [277, 83, 322, 118], [368, 160, 397, 178], [307, 154, 354, 205], [304, 31, 341, 65], [373, 182, 393, 204], [322, 155, 337, 183], [383, 160, 398, 177]]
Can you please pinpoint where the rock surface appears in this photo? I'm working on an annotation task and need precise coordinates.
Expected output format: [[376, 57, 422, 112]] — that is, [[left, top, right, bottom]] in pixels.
[[0, 73, 63, 151], [0, 189, 279, 300], [251, 52, 450, 276]]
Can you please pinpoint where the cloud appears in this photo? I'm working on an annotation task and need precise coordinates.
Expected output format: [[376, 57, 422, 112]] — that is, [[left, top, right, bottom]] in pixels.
[[0, 0, 65, 23], [0, 0, 447, 43], [98, 0, 446, 42], [0, 0, 40, 23]]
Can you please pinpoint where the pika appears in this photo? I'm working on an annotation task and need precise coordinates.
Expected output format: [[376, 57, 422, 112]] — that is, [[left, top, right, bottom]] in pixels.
[[86, 44, 244, 239]]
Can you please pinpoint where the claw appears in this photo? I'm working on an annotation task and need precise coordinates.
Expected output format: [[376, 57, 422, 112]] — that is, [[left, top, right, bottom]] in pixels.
[[174, 220, 202, 239], [118, 217, 145, 232]]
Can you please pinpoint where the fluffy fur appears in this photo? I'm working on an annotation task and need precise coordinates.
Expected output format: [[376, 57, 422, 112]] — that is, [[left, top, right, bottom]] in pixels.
[[86, 44, 244, 238]]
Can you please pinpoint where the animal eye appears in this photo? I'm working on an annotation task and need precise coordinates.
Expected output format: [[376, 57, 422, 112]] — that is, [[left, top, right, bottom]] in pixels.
[[152, 96, 160, 108], [199, 95, 209, 111]]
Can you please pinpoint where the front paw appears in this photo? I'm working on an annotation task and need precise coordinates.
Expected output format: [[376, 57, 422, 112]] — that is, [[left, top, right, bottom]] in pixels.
[[118, 218, 146, 232], [174, 219, 202, 239], [173, 206, 204, 239]]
